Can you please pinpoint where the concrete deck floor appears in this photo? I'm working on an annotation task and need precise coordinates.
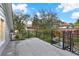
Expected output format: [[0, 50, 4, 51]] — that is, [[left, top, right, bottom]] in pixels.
[[1, 38, 77, 56]]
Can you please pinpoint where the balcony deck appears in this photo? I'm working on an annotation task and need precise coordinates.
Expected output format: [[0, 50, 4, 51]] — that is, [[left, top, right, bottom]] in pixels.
[[2, 38, 76, 56]]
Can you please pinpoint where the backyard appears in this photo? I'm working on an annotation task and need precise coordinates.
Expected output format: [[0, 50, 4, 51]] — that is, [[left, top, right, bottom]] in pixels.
[[12, 3, 79, 55]]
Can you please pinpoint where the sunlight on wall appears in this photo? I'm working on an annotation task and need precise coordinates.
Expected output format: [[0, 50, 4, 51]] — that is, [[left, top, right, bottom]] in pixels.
[[0, 18, 5, 41]]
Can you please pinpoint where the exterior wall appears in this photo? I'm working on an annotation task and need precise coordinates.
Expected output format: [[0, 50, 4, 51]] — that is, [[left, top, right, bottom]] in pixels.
[[0, 3, 13, 55], [0, 24, 10, 55]]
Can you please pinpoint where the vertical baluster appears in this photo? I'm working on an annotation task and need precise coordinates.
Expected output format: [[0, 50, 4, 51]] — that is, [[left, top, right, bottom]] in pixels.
[[63, 31, 65, 49]]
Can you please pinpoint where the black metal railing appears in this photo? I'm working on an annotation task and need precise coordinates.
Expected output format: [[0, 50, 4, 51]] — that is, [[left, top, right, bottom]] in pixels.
[[17, 29, 79, 55]]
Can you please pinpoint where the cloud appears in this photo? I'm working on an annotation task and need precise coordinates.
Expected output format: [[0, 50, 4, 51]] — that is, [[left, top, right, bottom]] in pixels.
[[60, 19, 64, 22], [36, 12, 40, 16], [71, 12, 79, 19], [12, 4, 28, 14], [36, 12, 42, 19], [31, 8, 35, 10], [57, 3, 79, 12]]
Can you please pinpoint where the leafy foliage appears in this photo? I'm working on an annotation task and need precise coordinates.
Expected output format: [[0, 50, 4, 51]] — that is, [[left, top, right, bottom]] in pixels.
[[32, 9, 61, 30], [74, 19, 79, 26], [13, 13, 30, 39]]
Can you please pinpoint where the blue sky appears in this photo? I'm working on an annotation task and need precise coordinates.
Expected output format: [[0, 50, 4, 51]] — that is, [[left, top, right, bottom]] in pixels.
[[12, 3, 79, 23]]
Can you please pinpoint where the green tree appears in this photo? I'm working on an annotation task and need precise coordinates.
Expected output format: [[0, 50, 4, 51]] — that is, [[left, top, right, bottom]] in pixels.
[[32, 14, 39, 29], [32, 9, 60, 30], [13, 13, 30, 39], [74, 19, 79, 26]]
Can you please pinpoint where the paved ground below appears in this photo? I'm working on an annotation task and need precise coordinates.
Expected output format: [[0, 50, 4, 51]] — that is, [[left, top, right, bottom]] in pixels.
[[2, 38, 76, 56]]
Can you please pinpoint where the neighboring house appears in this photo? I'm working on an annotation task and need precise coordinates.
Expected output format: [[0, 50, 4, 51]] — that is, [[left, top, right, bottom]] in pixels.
[[58, 22, 74, 35], [0, 3, 13, 55], [74, 26, 79, 29], [27, 21, 33, 29], [59, 22, 70, 30]]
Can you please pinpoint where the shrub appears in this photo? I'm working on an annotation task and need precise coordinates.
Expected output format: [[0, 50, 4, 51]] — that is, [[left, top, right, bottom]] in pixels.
[[15, 35, 19, 39]]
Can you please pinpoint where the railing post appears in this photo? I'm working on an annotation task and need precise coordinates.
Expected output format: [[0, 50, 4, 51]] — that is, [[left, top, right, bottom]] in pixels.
[[62, 31, 65, 50], [36, 30, 37, 37], [51, 30, 53, 44], [69, 31, 71, 51], [51, 30, 53, 41], [28, 30, 29, 38], [70, 31, 73, 52]]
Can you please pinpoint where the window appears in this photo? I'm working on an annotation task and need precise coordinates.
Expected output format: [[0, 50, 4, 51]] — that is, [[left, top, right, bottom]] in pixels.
[[0, 18, 5, 41]]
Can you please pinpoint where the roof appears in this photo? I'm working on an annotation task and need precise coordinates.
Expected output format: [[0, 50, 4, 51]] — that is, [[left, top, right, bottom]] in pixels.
[[63, 22, 70, 26]]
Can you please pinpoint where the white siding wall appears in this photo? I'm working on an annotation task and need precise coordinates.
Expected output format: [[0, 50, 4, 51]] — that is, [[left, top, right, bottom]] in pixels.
[[0, 23, 10, 55], [0, 3, 13, 55]]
